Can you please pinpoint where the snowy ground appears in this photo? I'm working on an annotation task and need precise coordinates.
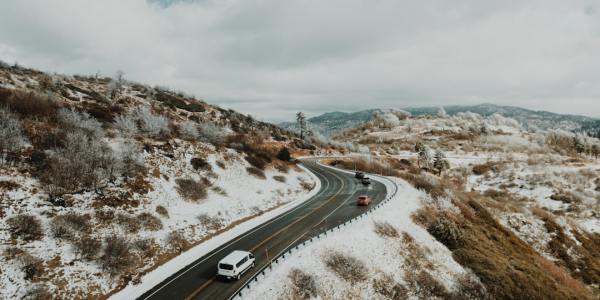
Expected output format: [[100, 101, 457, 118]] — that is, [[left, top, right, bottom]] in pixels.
[[241, 173, 470, 300]]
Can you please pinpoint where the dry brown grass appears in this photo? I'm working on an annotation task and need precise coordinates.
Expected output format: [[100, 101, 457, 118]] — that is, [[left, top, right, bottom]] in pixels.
[[372, 272, 408, 300], [288, 268, 318, 299], [374, 221, 400, 238], [323, 251, 368, 284]]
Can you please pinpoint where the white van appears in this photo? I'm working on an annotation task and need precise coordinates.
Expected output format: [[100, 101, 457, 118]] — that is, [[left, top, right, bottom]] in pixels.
[[217, 250, 255, 280]]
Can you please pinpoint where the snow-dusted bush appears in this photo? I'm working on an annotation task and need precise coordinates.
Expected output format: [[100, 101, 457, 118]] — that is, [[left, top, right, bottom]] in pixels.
[[375, 111, 400, 128], [437, 106, 448, 118], [113, 112, 138, 138], [198, 123, 226, 145], [58, 108, 103, 138], [179, 121, 199, 140], [117, 140, 145, 178], [43, 130, 117, 195], [0, 109, 28, 162], [487, 113, 520, 129], [73, 235, 101, 261], [134, 106, 169, 138]]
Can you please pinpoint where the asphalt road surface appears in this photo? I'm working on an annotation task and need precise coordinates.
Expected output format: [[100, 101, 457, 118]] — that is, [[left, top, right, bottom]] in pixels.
[[140, 159, 388, 300]]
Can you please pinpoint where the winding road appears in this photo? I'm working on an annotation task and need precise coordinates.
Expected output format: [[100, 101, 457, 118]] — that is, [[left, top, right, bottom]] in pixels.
[[139, 159, 388, 300]]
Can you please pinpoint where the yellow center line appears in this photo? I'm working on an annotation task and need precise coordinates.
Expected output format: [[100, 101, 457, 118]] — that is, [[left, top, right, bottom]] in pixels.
[[184, 164, 346, 300]]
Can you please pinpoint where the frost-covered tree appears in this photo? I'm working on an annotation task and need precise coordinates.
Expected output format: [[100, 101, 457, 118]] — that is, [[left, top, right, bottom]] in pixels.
[[179, 121, 199, 140], [44, 131, 117, 195], [134, 106, 169, 138], [107, 70, 125, 100], [113, 112, 138, 138], [437, 107, 448, 118], [418, 145, 432, 169], [0, 110, 28, 164], [296, 112, 307, 139], [433, 150, 450, 175], [58, 108, 103, 138]]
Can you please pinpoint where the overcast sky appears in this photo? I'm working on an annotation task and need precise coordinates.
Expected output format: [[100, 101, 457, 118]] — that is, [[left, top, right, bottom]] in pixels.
[[1, 0, 599, 121]]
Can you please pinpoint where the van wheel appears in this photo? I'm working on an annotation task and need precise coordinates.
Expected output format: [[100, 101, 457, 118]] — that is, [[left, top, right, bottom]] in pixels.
[[236, 274, 240, 280], [251, 263, 255, 268]]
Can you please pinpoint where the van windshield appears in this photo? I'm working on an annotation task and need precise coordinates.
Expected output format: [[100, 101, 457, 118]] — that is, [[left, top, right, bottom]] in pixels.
[[219, 263, 233, 270]]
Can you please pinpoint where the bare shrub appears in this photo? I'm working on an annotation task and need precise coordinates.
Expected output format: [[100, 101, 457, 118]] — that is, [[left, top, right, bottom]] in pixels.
[[190, 157, 211, 171], [7, 214, 43, 241], [472, 162, 498, 175], [0, 88, 59, 119], [137, 212, 163, 231], [133, 238, 157, 258], [23, 284, 52, 300], [135, 106, 170, 138], [176, 177, 210, 201], [245, 154, 270, 170], [99, 235, 133, 276], [94, 209, 115, 224], [167, 231, 189, 254], [427, 218, 464, 250], [246, 167, 266, 179], [73, 235, 101, 260], [197, 214, 225, 231], [324, 251, 368, 283], [3, 246, 25, 260], [19, 253, 44, 281], [50, 212, 90, 240], [155, 205, 169, 218], [273, 175, 286, 183], [288, 268, 318, 299], [372, 272, 408, 300], [115, 213, 141, 233], [374, 221, 400, 238]]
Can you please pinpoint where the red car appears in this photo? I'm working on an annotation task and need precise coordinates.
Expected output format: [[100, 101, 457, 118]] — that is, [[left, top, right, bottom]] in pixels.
[[357, 195, 371, 206]]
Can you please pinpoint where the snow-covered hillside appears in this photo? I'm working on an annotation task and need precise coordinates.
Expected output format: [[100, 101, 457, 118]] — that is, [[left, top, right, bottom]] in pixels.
[[0, 65, 318, 299]]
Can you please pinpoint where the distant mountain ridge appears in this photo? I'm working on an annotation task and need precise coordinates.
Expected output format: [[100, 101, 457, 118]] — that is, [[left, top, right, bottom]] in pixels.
[[279, 104, 600, 137]]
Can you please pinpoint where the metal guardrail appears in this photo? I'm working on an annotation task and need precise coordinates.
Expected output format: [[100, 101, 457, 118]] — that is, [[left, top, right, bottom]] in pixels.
[[228, 166, 399, 300]]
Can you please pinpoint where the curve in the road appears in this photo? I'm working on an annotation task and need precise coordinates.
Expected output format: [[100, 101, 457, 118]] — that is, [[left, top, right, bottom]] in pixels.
[[139, 159, 388, 300]]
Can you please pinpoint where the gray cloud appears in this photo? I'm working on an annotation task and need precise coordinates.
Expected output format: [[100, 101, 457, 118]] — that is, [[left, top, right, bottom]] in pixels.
[[1, 0, 599, 121]]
